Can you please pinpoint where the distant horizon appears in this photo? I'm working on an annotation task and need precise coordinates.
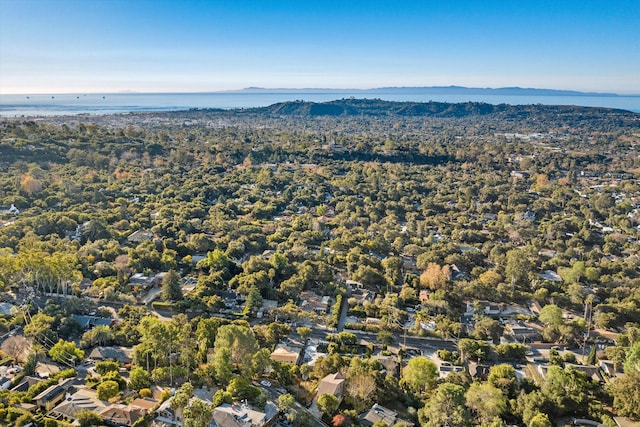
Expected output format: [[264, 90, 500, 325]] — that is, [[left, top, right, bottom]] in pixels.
[[2, 85, 639, 97]]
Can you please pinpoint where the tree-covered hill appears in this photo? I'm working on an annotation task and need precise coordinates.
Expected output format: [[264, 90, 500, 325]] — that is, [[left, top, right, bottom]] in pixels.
[[252, 98, 638, 121]]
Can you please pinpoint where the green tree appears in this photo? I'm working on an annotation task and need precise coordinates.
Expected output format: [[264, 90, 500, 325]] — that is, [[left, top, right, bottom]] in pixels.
[[95, 361, 119, 375], [75, 410, 105, 427], [97, 380, 120, 400], [317, 393, 340, 416], [465, 383, 507, 423], [129, 366, 151, 390], [213, 389, 233, 407], [81, 324, 113, 348], [401, 356, 438, 394], [495, 343, 528, 360], [184, 399, 213, 427], [162, 269, 183, 301], [609, 370, 640, 420], [195, 317, 226, 360], [538, 304, 563, 326], [171, 382, 194, 412], [277, 393, 296, 412], [198, 248, 231, 271], [288, 409, 314, 427], [418, 383, 470, 427], [488, 364, 518, 398], [243, 285, 263, 316], [624, 342, 640, 373], [586, 345, 597, 365], [458, 338, 489, 362], [505, 248, 533, 287], [377, 330, 394, 347], [472, 317, 504, 343], [24, 312, 56, 342], [528, 413, 552, 427], [605, 346, 626, 372], [49, 339, 84, 365], [297, 327, 313, 341], [211, 324, 259, 378], [541, 365, 591, 417]]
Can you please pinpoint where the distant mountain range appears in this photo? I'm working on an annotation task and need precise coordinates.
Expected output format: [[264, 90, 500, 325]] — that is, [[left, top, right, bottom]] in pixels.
[[223, 86, 626, 97]]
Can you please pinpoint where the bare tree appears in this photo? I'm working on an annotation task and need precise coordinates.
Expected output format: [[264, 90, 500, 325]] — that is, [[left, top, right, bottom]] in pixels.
[[1, 336, 31, 363]]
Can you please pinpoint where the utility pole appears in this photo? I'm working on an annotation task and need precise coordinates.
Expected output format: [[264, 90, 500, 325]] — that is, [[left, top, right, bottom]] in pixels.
[[169, 335, 173, 387], [581, 296, 594, 361]]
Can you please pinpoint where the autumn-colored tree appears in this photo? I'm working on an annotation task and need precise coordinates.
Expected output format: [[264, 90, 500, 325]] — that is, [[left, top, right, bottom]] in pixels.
[[420, 263, 451, 290]]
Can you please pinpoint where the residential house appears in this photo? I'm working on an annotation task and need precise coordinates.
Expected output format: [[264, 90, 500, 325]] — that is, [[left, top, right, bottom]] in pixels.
[[506, 322, 540, 342], [564, 364, 604, 383], [127, 230, 154, 244], [11, 376, 41, 393], [315, 372, 346, 402], [419, 289, 431, 303], [0, 376, 11, 391], [464, 301, 501, 317], [467, 362, 490, 381], [360, 404, 414, 427], [154, 397, 183, 426], [373, 354, 399, 377], [400, 256, 420, 275], [219, 290, 241, 310], [212, 402, 278, 427], [450, 264, 471, 281], [539, 270, 563, 283], [35, 362, 61, 378], [33, 378, 75, 412], [482, 213, 498, 222], [538, 248, 557, 258], [299, 291, 330, 314], [613, 416, 638, 427], [0, 204, 19, 215], [270, 343, 302, 366], [0, 302, 16, 316], [256, 299, 278, 319], [129, 272, 164, 290], [87, 346, 134, 365], [72, 315, 115, 330], [599, 360, 622, 377], [510, 171, 531, 180], [50, 387, 107, 422], [100, 399, 157, 427], [350, 288, 375, 306], [154, 389, 214, 427], [438, 363, 464, 378], [302, 338, 327, 367]]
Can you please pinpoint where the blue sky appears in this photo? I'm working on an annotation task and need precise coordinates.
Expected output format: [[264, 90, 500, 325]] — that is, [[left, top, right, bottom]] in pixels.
[[1, 0, 638, 94]]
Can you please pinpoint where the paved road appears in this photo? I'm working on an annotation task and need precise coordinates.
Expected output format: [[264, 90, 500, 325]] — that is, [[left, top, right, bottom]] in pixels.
[[308, 325, 457, 354], [336, 288, 351, 332]]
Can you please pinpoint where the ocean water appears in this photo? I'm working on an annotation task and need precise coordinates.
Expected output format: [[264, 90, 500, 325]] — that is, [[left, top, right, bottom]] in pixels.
[[0, 92, 639, 117]]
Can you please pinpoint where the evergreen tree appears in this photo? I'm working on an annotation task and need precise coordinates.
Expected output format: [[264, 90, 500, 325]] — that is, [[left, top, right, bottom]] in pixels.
[[162, 269, 183, 301], [586, 345, 597, 365]]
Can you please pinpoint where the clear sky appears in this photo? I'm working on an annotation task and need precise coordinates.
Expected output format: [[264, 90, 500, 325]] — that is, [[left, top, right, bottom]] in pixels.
[[1, 0, 638, 94]]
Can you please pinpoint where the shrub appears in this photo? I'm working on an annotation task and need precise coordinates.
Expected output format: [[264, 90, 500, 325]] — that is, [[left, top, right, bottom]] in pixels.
[[139, 388, 153, 398]]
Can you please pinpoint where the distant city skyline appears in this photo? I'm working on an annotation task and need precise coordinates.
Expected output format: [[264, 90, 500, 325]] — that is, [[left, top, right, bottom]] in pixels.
[[1, 0, 639, 95]]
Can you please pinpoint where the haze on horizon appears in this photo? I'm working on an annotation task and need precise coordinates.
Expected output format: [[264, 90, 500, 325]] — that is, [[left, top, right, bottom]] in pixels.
[[1, 0, 639, 95]]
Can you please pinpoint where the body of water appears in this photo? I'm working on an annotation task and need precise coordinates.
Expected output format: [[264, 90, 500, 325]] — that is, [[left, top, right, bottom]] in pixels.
[[1, 92, 639, 117]]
